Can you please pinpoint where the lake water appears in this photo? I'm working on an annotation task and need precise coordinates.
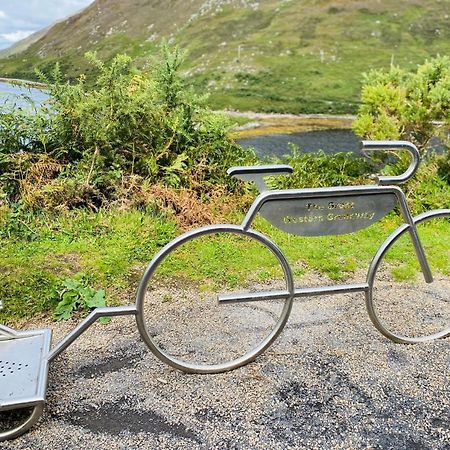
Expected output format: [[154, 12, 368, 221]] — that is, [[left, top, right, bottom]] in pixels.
[[237, 128, 447, 158], [1, 80, 362, 154], [0, 81, 48, 107], [1, 81, 446, 157], [236, 128, 362, 157]]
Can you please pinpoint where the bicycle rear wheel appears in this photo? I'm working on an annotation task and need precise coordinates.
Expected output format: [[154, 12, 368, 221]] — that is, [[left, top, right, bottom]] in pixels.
[[367, 210, 450, 343], [136, 225, 294, 373]]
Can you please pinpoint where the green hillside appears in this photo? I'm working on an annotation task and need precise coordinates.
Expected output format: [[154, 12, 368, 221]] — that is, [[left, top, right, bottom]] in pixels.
[[1, 0, 449, 113]]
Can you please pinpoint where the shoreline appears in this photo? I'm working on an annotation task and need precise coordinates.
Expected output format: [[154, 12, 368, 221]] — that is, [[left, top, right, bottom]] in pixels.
[[0, 80, 354, 137], [226, 110, 355, 138], [224, 109, 356, 121], [0, 77, 46, 89]]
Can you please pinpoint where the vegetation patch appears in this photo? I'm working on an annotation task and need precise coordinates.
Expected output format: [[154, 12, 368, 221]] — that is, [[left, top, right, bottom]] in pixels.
[[0, 46, 254, 211], [0, 51, 449, 325], [2, 0, 450, 114]]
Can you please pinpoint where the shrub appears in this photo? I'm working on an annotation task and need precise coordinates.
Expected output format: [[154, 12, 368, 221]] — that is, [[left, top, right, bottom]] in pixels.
[[267, 145, 372, 189], [0, 45, 254, 209], [405, 154, 450, 211], [353, 56, 450, 152], [267, 145, 449, 215], [353, 56, 450, 212]]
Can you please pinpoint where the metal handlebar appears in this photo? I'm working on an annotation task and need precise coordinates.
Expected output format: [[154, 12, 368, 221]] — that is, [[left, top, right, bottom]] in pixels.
[[361, 140, 420, 185], [229, 140, 420, 189]]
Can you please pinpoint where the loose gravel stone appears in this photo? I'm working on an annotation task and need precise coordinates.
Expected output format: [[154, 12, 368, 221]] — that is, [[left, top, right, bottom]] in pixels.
[[2, 269, 449, 449]]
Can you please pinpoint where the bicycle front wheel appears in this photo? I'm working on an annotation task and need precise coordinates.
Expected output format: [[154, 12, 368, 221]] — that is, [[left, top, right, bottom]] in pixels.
[[136, 225, 294, 373], [367, 210, 450, 343]]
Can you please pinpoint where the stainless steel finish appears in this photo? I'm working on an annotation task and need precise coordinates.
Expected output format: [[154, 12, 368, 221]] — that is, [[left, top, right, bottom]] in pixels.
[[1, 140, 447, 441], [227, 164, 293, 192], [0, 326, 52, 411], [259, 193, 397, 236], [242, 184, 433, 283], [0, 404, 44, 442], [135, 224, 294, 374], [241, 185, 405, 231], [47, 305, 137, 362], [218, 283, 369, 303], [218, 289, 291, 303], [0, 324, 16, 340], [393, 184, 434, 283], [0, 326, 51, 442], [361, 140, 420, 185], [366, 209, 450, 343], [0, 306, 138, 441]]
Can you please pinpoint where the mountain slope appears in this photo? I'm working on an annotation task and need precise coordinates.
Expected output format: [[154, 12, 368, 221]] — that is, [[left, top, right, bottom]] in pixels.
[[0, 28, 49, 58], [0, 5, 90, 59], [1, 0, 449, 114]]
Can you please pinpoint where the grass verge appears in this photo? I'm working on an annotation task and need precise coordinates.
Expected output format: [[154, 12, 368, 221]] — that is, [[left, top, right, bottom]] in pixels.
[[1, 207, 448, 326]]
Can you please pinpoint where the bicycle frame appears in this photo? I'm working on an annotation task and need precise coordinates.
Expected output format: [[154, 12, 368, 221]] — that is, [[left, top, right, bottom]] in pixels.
[[1, 140, 448, 441], [220, 140, 434, 305], [219, 185, 432, 304]]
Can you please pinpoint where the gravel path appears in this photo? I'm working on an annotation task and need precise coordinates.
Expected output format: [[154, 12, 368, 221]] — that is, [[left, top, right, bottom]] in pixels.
[[2, 274, 449, 450]]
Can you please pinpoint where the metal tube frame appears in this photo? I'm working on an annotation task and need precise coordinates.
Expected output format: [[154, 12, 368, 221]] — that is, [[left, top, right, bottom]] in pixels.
[[233, 185, 433, 302], [360, 140, 420, 185], [135, 224, 295, 374], [1, 140, 447, 441], [218, 140, 445, 345], [365, 208, 450, 343], [47, 305, 138, 362], [0, 404, 44, 442], [1, 306, 138, 442]]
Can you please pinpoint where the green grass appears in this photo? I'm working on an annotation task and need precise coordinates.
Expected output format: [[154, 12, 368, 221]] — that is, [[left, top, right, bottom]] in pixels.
[[1, 207, 448, 325], [138, 212, 450, 290], [180, 0, 450, 113], [0, 209, 177, 324], [381, 216, 450, 281], [151, 214, 395, 286]]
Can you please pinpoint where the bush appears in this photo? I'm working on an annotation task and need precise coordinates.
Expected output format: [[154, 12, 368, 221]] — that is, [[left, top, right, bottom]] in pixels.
[[353, 56, 450, 152], [267, 145, 372, 189], [405, 154, 450, 212], [352, 56, 450, 212], [0, 45, 254, 209], [267, 145, 449, 215]]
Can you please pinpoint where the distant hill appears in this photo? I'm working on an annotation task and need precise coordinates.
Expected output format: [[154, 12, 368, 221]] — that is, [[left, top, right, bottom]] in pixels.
[[1, 0, 449, 114], [0, 5, 88, 58], [0, 28, 50, 58]]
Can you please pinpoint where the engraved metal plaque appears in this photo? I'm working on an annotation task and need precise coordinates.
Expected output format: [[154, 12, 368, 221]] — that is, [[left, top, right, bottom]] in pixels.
[[259, 193, 397, 236]]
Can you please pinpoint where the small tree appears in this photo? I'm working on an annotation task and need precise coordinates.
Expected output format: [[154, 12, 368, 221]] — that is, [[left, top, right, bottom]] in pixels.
[[353, 56, 450, 152]]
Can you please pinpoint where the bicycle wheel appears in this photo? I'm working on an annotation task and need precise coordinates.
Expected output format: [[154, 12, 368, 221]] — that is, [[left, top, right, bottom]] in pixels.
[[136, 225, 294, 373], [0, 404, 43, 442], [366, 210, 450, 343]]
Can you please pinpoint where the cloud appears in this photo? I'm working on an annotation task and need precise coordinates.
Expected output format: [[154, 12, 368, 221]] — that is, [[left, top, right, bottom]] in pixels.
[[1, 30, 34, 43], [0, 1, 94, 49]]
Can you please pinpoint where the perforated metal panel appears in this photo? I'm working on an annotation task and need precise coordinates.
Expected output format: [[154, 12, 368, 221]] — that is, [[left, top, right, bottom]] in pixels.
[[0, 360, 30, 376], [0, 328, 52, 411]]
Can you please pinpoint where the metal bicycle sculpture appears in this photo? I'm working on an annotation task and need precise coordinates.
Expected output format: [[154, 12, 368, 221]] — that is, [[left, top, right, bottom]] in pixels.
[[1, 140, 449, 440]]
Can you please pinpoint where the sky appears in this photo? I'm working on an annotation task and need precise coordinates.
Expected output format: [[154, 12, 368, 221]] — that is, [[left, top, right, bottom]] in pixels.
[[0, 0, 95, 49]]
